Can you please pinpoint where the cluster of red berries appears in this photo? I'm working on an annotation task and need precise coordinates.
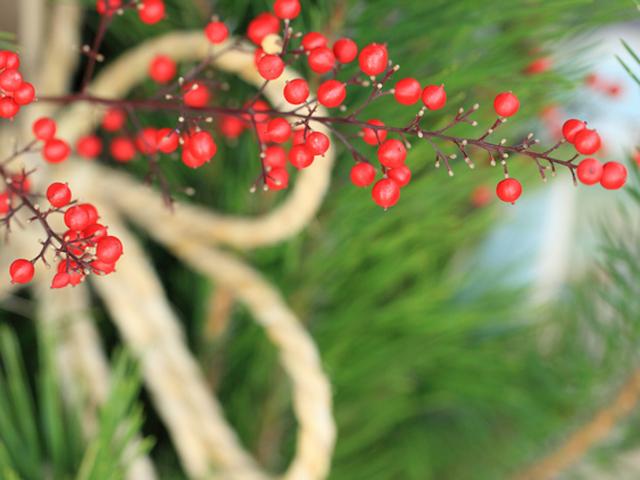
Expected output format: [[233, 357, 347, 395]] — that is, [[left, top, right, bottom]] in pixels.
[[7, 183, 123, 288], [0, 51, 36, 119], [97, 0, 165, 24], [33, 117, 72, 163]]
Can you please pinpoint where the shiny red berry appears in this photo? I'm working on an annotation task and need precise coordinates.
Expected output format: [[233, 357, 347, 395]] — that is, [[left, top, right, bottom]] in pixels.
[[350, 162, 376, 187], [9, 259, 34, 284], [0, 192, 10, 214], [43, 139, 70, 163], [181, 148, 207, 168], [600, 162, 627, 190], [263, 145, 287, 168], [80, 203, 99, 225], [308, 47, 336, 74], [149, 55, 176, 84], [0, 69, 23, 92], [333, 38, 358, 63], [387, 165, 411, 187], [0, 97, 19, 118], [562, 118, 586, 143], [306, 131, 330, 155], [183, 82, 211, 108], [247, 13, 280, 45], [301, 32, 327, 51], [13, 82, 35, 105], [274, 0, 301, 19], [76, 135, 103, 159], [136, 128, 158, 154], [220, 115, 246, 138], [205, 21, 229, 44], [394, 78, 421, 105], [51, 272, 70, 289], [33, 117, 56, 140], [289, 144, 315, 169], [493, 91, 520, 117], [576, 158, 602, 185], [358, 43, 388, 76], [362, 119, 387, 145], [0, 51, 20, 70], [96, 235, 123, 263], [46, 182, 72, 208], [266, 167, 289, 190], [156, 128, 179, 153], [138, 0, 165, 24], [110, 137, 136, 162], [422, 84, 446, 110], [496, 178, 522, 204], [188, 131, 217, 161], [283, 78, 309, 104], [372, 178, 400, 208], [64, 205, 91, 231], [317, 80, 346, 108], [377, 139, 406, 168], [258, 54, 285, 80], [102, 108, 126, 131], [96, 0, 122, 14], [267, 118, 291, 143], [573, 128, 601, 155]]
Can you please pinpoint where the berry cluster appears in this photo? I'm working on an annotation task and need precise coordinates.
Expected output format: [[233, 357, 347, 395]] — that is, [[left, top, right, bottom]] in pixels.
[[0, 50, 36, 119]]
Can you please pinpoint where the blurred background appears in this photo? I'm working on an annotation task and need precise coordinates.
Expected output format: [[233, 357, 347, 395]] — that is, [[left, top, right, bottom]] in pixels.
[[2, 0, 640, 479]]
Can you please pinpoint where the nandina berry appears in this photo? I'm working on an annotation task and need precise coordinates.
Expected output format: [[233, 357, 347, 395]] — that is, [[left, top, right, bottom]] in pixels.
[[358, 43, 388, 76], [110, 137, 136, 162], [9, 259, 34, 284], [302, 32, 328, 51], [387, 165, 411, 187], [524, 57, 552, 75], [573, 128, 601, 155], [80, 203, 99, 225], [51, 272, 70, 289], [267, 118, 291, 143], [350, 162, 376, 187], [562, 118, 586, 143], [317, 80, 346, 108], [138, 0, 165, 24], [263, 145, 287, 168], [333, 38, 358, 63], [0, 69, 23, 92], [33, 117, 56, 141], [183, 82, 211, 108], [246, 99, 271, 123], [96, 0, 122, 14], [63, 230, 86, 256], [254, 47, 267, 67], [76, 135, 103, 159], [156, 128, 179, 153], [394, 78, 421, 105], [289, 144, 315, 169], [576, 158, 602, 185], [377, 139, 406, 168], [46, 182, 72, 208], [181, 148, 207, 168], [220, 116, 246, 138], [205, 21, 229, 44], [91, 260, 116, 275], [422, 84, 447, 110], [0, 98, 19, 118], [83, 223, 108, 245], [494, 91, 520, 117], [266, 167, 289, 190], [600, 162, 627, 190], [136, 128, 158, 154], [257, 54, 285, 80], [306, 131, 330, 155], [291, 127, 306, 145], [308, 47, 336, 74], [102, 108, 126, 131], [188, 131, 217, 161], [371, 178, 400, 208], [274, 0, 301, 19], [64, 205, 91, 231], [13, 82, 35, 105], [283, 78, 309, 104], [96, 235, 123, 263], [362, 119, 387, 145], [43, 138, 70, 163], [496, 178, 522, 204], [0, 192, 10, 214], [149, 55, 176, 84], [247, 13, 280, 46], [2, 51, 20, 70]]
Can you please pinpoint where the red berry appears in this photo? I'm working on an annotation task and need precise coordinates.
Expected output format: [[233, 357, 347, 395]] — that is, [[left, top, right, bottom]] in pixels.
[[181, 148, 207, 168], [422, 84, 446, 110], [0, 192, 10, 214], [183, 82, 211, 108], [387, 165, 411, 187], [471, 185, 492, 207], [51, 272, 70, 289], [43, 139, 70, 163], [102, 108, 126, 131], [149, 55, 176, 84], [91, 260, 116, 275], [247, 13, 280, 46], [156, 128, 179, 153], [306, 131, 330, 155], [573, 128, 601, 155], [257, 54, 285, 80], [524, 57, 552, 75], [496, 178, 522, 203], [600, 162, 627, 190], [188, 131, 217, 161], [64, 205, 91, 231], [33, 117, 56, 140], [76, 135, 103, 159], [289, 144, 315, 169], [220, 115, 246, 138], [377, 139, 406, 168], [308, 47, 336, 74], [317, 80, 346, 108], [83, 223, 108, 243], [266, 167, 289, 190], [96, 235, 123, 263], [46, 182, 72, 208], [267, 118, 291, 143], [562, 118, 586, 143], [291, 127, 306, 145], [136, 128, 158, 154], [362, 119, 387, 146], [80, 203, 99, 225], [110, 137, 136, 162], [350, 162, 376, 187], [1, 51, 20, 70], [96, 0, 122, 14], [358, 43, 388, 76], [576, 158, 602, 185], [0, 69, 23, 92], [333, 38, 358, 63], [9, 259, 34, 284], [0, 97, 19, 118], [371, 178, 400, 208], [283, 78, 309, 104], [138, 0, 165, 24], [205, 21, 229, 44], [394, 78, 421, 105], [13, 82, 35, 105], [494, 91, 520, 117], [274, 0, 301, 19], [263, 145, 287, 168], [301, 32, 327, 51]]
